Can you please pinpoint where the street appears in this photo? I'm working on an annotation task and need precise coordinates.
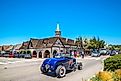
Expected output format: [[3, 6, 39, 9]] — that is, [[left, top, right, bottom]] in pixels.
[[0, 56, 108, 81]]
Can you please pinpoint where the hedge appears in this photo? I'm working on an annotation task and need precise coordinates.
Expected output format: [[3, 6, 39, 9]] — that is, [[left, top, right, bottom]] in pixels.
[[104, 54, 121, 71]]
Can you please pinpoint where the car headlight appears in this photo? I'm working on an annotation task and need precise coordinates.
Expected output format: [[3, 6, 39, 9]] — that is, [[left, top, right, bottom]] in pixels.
[[45, 64, 50, 69], [51, 65, 54, 69]]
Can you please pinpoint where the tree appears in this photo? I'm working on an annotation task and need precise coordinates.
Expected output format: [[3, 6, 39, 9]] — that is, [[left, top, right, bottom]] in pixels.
[[76, 36, 106, 50], [108, 44, 121, 50], [76, 36, 83, 49], [87, 37, 106, 49]]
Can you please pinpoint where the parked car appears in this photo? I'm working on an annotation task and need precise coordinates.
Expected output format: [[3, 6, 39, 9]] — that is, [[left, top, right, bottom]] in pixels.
[[110, 50, 117, 56], [40, 53, 82, 78], [99, 48, 107, 55], [14, 53, 20, 58], [9, 52, 14, 58], [24, 54, 32, 59], [0, 53, 4, 57], [3, 52, 10, 58], [91, 51, 100, 57], [19, 54, 25, 58], [115, 50, 119, 55], [107, 50, 111, 55], [0, 51, 3, 57]]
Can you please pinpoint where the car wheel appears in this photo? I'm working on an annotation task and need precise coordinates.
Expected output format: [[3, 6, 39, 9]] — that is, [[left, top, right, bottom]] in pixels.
[[56, 65, 66, 78], [77, 62, 82, 70], [78, 65, 82, 70], [41, 66, 48, 73]]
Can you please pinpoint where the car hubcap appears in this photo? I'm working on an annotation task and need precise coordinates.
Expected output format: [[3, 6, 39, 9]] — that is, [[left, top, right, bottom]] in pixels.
[[59, 67, 65, 77]]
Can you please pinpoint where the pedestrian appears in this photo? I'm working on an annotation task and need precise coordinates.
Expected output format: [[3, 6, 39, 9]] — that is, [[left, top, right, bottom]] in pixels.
[[81, 50, 84, 58]]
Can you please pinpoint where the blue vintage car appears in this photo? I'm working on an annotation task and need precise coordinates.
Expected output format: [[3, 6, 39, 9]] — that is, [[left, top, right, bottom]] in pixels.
[[40, 53, 82, 78]]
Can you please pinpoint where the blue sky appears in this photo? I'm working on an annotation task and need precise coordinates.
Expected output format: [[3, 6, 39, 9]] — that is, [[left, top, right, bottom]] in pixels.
[[0, 0, 121, 45]]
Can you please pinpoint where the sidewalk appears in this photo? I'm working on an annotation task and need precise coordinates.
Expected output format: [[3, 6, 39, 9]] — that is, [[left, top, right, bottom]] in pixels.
[[0, 57, 45, 65], [76, 55, 110, 60], [75, 56, 99, 59]]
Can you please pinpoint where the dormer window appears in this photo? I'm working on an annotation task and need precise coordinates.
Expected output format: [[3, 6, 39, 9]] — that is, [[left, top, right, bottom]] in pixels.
[[55, 39, 62, 45], [58, 42, 60, 45]]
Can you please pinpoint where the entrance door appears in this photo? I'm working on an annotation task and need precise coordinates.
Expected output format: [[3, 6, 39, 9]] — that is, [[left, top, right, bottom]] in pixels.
[[53, 50, 57, 58], [33, 51, 37, 58], [44, 50, 50, 58], [39, 51, 42, 58]]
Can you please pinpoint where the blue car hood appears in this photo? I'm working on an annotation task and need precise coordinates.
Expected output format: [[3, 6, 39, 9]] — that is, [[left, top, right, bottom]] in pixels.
[[43, 58, 65, 65]]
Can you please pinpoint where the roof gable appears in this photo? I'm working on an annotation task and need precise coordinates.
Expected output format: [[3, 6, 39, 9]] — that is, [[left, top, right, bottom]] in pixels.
[[52, 38, 65, 47], [20, 41, 29, 49], [29, 38, 39, 48]]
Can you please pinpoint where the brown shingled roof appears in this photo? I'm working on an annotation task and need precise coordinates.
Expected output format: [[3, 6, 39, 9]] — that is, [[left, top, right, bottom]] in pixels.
[[20, 41, 29, 49], [42, 37, 58, 47], [14, 44, 22, 50], [59, 37, 67, 44], [28, 37, 77, 49], [75, 41, 80, 45], [30, 37, 59, 48], [36, 39, 44, 48], [47, 37, 58, 47], [2, 45, 10, 51], [47, 37, 57, 44], [6, 45, 14, 51], [59, 37, 76, 45], [30, 38, 39, 48], [67, 39, 75, 45]]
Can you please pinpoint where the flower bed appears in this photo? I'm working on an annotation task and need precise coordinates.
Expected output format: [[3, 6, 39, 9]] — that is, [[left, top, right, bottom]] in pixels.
[[90, 54, 121, 81], [90, 69, 121, 81]]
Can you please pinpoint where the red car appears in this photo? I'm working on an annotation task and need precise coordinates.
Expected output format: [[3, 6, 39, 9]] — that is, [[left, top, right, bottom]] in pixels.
[[9, 52, 14, 58]]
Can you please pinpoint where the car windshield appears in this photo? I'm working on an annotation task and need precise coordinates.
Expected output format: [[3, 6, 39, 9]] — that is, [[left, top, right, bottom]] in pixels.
[[54, 53, 71, 58]]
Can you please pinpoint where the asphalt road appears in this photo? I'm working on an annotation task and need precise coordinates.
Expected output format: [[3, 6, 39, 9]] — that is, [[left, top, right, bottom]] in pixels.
[[0, 56, 106, 81]]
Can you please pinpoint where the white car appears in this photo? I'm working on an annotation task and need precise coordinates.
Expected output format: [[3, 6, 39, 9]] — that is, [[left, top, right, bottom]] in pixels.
[[91, 51, 100, 57], [24, 54, 32, 59], [99, 48, 107, 55]]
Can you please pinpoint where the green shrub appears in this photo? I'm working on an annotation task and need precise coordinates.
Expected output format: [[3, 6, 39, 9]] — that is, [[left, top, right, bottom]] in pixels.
[[104, 54, 121, 71]]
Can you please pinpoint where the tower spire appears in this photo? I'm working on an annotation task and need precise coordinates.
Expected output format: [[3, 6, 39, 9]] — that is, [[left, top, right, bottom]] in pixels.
[[55, 23, 61, 37], [56, 23, 60, 31]]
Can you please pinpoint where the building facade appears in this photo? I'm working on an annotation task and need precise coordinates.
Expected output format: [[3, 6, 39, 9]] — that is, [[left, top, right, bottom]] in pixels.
[[18, 24, 80, 58]]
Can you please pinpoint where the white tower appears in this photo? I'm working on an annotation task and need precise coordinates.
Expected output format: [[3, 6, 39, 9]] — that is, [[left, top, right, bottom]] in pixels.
[[55, 24, 61, 37]]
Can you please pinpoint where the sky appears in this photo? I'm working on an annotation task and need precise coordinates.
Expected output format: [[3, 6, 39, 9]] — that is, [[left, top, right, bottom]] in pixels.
[[0, 0, 121, 45]]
